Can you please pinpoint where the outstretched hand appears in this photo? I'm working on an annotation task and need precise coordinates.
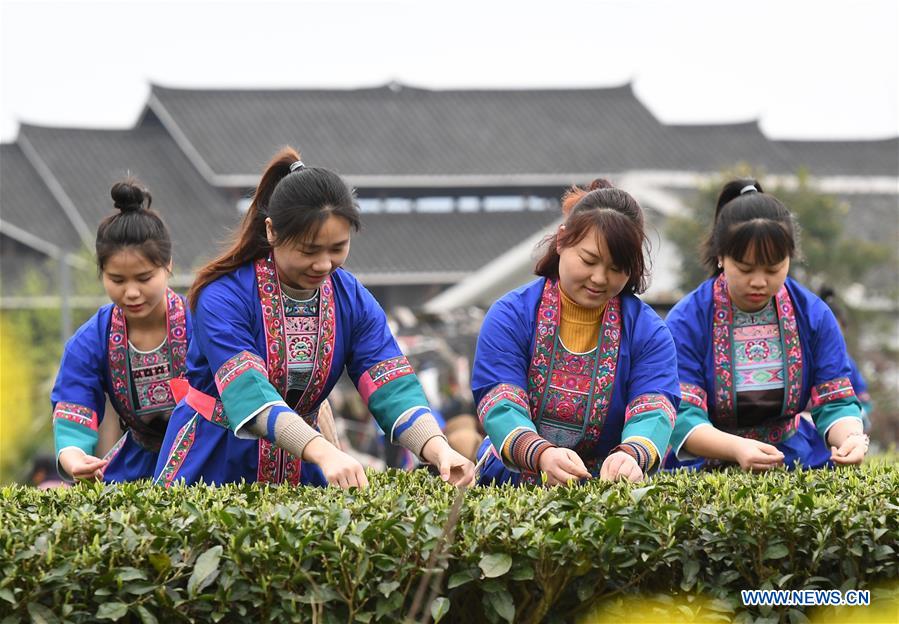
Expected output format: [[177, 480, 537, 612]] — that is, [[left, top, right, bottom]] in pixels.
[[538, 447, 590, 486], [422, 437, 475, 487], [600, 451, 644, 482], [58, 448, 107, 481]]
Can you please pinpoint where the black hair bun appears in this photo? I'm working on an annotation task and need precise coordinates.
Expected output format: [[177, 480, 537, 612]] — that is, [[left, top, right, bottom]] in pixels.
[[111, 180, 151, 213]]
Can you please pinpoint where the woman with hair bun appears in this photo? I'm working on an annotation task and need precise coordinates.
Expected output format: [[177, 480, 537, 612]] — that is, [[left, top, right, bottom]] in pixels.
[[153, 147, 473, 488], [473, 179, 679, 486], [664, 179, 867, 471], [52, 179, 190, 482]]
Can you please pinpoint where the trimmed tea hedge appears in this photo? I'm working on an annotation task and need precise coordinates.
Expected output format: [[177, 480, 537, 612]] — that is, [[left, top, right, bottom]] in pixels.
[[1, 459, 897, 623]]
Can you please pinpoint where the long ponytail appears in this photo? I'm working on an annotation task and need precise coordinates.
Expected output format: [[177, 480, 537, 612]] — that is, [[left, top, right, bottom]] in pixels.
[[188, 147, 299, 308], [188, 146, 360, 309]]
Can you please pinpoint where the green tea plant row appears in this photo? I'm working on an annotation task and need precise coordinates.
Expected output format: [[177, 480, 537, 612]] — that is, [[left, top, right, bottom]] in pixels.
[[1, 459, 897, 623]]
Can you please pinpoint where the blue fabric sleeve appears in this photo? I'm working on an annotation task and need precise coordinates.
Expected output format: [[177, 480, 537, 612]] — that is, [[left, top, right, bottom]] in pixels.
[[194, 274, 284, 434], [344, 277, 405, 384], [471, 294, 531, 404], [807, 302, 863, 438], [50, 308, 110, 458]]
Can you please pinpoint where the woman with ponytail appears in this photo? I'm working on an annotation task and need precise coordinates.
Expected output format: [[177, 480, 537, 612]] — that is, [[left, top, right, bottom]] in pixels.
[[473, 180, 679, 486], [664, 179, 867, 471], [154, 147, 473, 488], [52, 179, 190, 482]]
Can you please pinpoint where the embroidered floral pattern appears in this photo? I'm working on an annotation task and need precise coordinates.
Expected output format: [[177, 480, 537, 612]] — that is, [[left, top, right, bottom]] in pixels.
[[739, 414, 800, 445], [253, 256, 335, 483], [288, 277, 335, 418], [712, 275, 804, 437], [776, 288, 804, 417], [102, 432, 128, 464], [257, 438, 281, 485], [255, 439, 303, 486], [107, 289, 188, 450], [527, 280, 621, 451], [53, 402, 98, 430], [625, 393, 676, 427], [208, 400, 228, 427], [712, 276, 737, 430], [680, 383, 708, 411], [811, 377, 855, 408], [108, 302, 132, 420], [214, 351, 267, 395], [255, 256, 289, 396], [477, 383, 529, 424], [129, 345, 175, 417], [281, 449, 302, 486], [166, 289, 188, 379], [358, 355, 414, 405], [284, 296, 320, 407], [155, 414, 198, 488]]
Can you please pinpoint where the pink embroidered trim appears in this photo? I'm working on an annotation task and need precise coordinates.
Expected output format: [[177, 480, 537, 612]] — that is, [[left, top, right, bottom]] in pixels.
[[680, 382, 708, 411], [477, 383, 529, 425], [625, 393, 676, 427], [357, 355, 414, 405], [811, 377, 856, 408], [214, 350, 267, 395], [53, 402, 98, 430]]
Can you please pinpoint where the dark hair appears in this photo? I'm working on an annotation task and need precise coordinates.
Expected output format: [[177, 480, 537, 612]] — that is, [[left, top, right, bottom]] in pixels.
[[96, 178, 172, 272], [702, 178, 796, 275], [819, 286, 847, 326], [189, 147, 361, 308], [535, 179, 649, 294], [29, 454, 57, 484]]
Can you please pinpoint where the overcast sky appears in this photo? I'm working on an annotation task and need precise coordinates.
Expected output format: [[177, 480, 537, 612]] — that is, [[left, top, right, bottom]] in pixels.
[[1, 0, 897, 142]]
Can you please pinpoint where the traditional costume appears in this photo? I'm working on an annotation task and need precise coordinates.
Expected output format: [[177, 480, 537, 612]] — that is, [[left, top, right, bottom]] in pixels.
[[664, 275, 863, 470], [473, 278, 679, 485], [154, 256, 443, 486], [52, 289, 189, 482]]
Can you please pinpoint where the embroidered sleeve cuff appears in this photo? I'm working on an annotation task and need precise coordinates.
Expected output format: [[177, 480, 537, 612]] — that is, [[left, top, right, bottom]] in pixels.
[[611, 438, 656, 474], [392, 407, 446, 458], [53, 417, 99, 464], [622, 436, 660, 472], [504, 429, 555, 473]]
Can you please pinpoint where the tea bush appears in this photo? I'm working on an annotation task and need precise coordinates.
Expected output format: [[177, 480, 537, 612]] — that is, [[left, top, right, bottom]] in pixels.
[[1, 458, 897, 623]]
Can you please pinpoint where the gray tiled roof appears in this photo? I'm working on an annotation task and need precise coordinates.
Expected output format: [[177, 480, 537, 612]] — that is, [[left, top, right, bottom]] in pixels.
[[667, 122, 796, 173], [7, 119, 565, 282], [5, 85, 895, 299], [0, 234, 57, 296], [147, 83, 692, 180], [17, 122, 239, 274], [838, 193, 899, 245], [149, 84, 898, 181], [344, 209, 560, 277], [775, 139, 899, 177], [837, 193, 899, 297], [0, 143, 76, 252]]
